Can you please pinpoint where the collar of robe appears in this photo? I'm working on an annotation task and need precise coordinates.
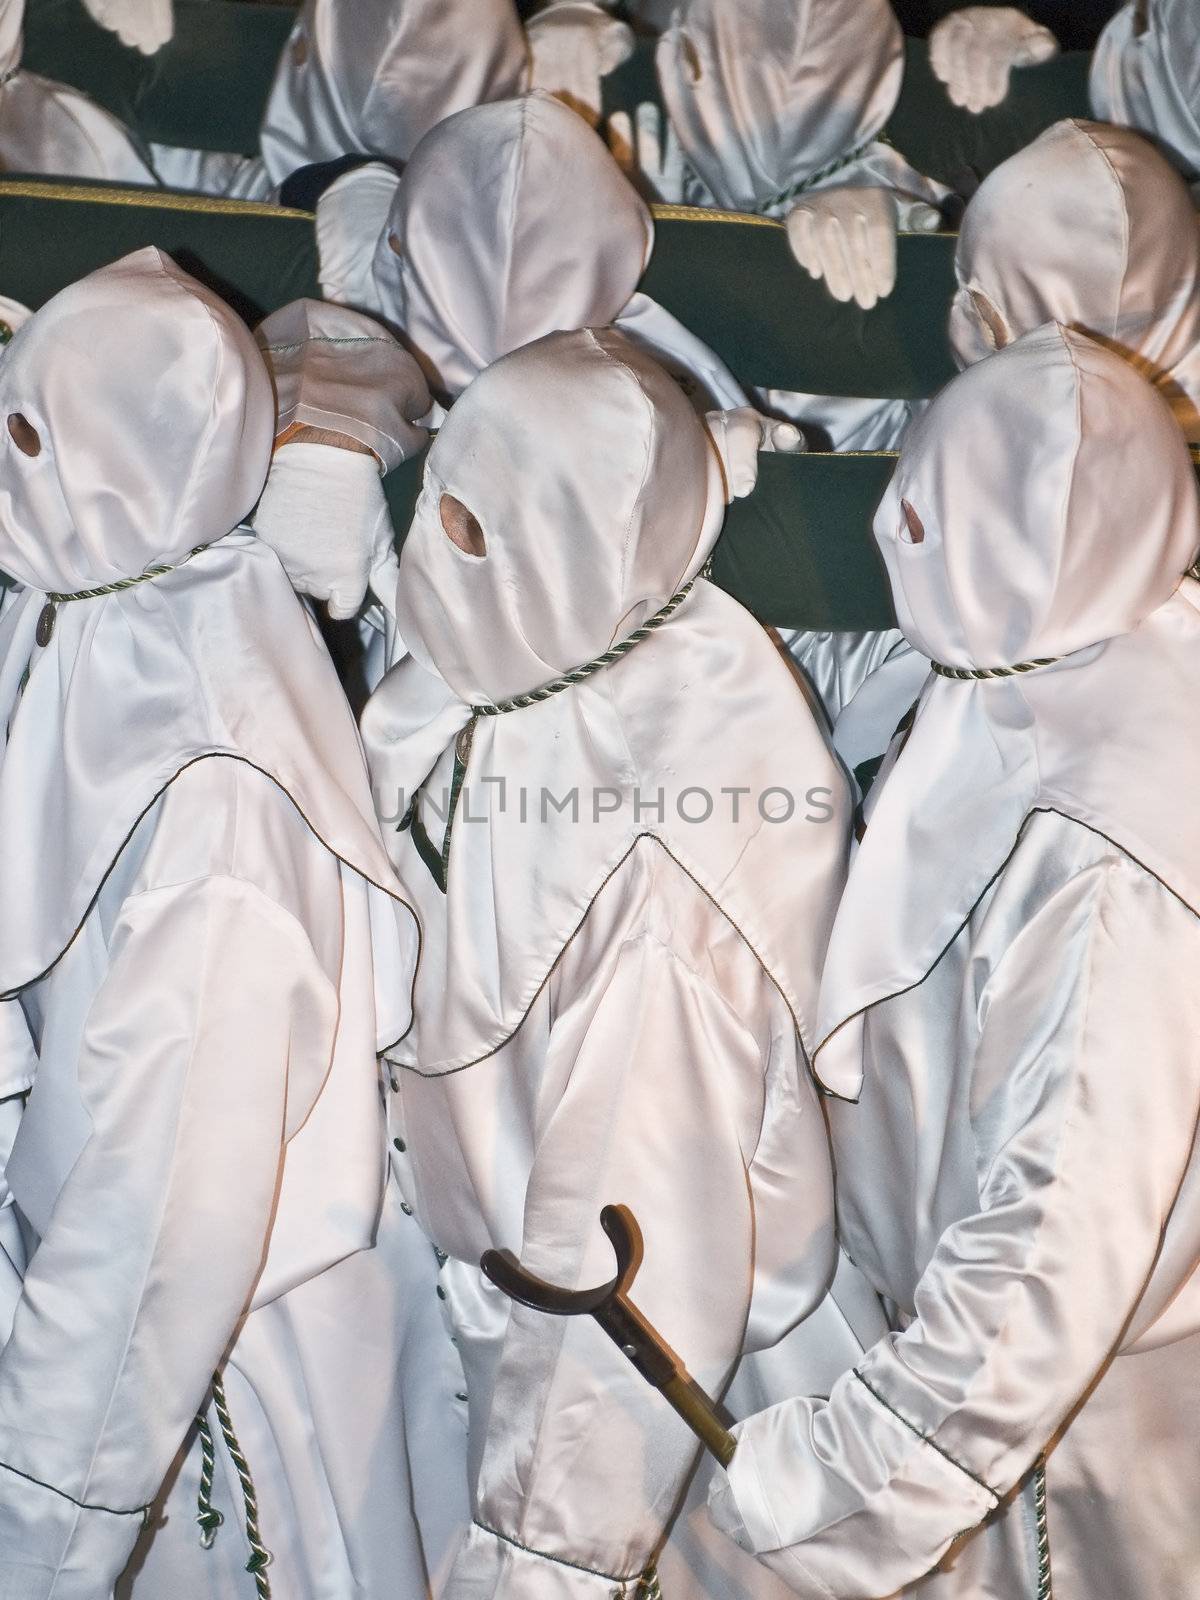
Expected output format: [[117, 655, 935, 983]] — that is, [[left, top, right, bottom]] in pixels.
[[0, 532, 415, 1033], [402, 574, 702, 893], [755, 132, 892, 216], [33, 538, 212, 646], [813, 581, 1200, 1101], [372, 576, 853, 1080]]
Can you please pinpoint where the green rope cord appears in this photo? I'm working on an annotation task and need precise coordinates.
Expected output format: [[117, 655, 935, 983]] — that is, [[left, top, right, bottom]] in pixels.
[[211, 1372, 273, 1599], [471, 576, 700, 718], [636, 1567, 663, 1600], [194, 1411, 224, 1548], [44, 543, 211, 604], [1034, 1459, 1053, 1600], [930, 655, 1061, 681], [36, 543, 213, 647], [758, 131, 894, 216]]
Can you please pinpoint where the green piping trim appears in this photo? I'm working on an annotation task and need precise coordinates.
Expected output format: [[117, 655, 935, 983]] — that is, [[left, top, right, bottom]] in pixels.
[[853, 1370, 1000, 1501], [0, 1458, 149, 1518], [472, 1519, 647, 1584]]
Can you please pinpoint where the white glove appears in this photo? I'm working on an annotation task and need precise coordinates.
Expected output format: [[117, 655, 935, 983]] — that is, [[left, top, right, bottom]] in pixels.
[[607, 101, 687, 204], [80, 0, 173, 54], [929, 7, 1059, 114], [786, 186, 904, 311], [526, 2, 635, 126], [253, 443, 395, 621], [705, 408, 804, 502]]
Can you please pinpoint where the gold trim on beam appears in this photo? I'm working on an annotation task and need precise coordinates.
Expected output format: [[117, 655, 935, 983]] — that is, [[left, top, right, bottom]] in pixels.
[[0, 179, 313, 221]]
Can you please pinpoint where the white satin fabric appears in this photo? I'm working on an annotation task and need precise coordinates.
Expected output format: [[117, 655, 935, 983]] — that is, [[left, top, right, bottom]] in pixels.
[[150, 0, 530, 199], [650, 0, 947, 453], [816, 324, 1200, 1090], [0, 0, 155, 182], [0, 251, 402, 990], [779, 627, 928, 777], [258, 0, 528, 190], [950, 119, 1200, 441], [783, 115, 1200, 766], [0, 252, 463, 1598], [1091, 0, 1200, 193], [319, 92, 745, 411], [656, 0, 943, 218], [755, 392, 917, 453], [709, 325, 1200, 1598], [363, 329, 869, 1596]]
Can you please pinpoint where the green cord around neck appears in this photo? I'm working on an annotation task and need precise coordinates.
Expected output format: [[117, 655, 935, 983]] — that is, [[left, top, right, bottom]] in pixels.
[[36, 542, 212, 646]]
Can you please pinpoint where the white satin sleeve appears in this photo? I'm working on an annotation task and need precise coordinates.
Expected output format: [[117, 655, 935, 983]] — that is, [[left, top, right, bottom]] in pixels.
[[448, 932, 798, 1598], [752, 390, 916, 452], [147, 142, 275, 200], [776, 628, 916, 743], [711, 850, 1200, 1597], [0, 875, 337, 1599]]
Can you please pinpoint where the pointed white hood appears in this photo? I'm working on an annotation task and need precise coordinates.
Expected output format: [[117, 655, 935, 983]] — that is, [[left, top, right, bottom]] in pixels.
[[815, 323, 1200, 1098], [950, 119, 1200, 441], [0, 249, 410, 997], [363, 328, 852, 1074], [656, 0, 903, 213]]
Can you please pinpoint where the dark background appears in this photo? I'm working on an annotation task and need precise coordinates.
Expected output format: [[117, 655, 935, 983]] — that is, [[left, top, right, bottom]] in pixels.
[[889, 0, 1123, 50], [580, 1, 1128, 52]]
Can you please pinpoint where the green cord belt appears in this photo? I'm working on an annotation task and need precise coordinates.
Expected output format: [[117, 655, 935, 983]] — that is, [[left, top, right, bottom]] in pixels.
[[194, 1371, 274, 1598], [35, 542, 211, 646], [930, 654, 1061, 681]]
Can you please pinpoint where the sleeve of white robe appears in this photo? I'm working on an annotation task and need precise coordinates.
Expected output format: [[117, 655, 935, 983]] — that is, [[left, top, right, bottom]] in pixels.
[[0, 874, 336, 1600], [710, 853, 1200, 1598], [777, 630, 911, 726], [449, 930, 786, 1598], [146, 142, 275, 201]]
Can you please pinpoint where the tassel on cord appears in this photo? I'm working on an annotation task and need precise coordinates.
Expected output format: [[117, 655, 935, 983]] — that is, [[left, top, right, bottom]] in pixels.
[[194, 1411, 223, 1547], [193, 1371, 274, 1599]]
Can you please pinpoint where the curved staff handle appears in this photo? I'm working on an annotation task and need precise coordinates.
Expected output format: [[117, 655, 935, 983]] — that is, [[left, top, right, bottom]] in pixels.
[[481, 1203, 738, 1467]]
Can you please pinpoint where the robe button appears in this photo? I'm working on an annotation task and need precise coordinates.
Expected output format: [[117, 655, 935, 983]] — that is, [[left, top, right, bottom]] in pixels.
[[400, 1201, 413, 1216], [455, 1390, 468, 1403], [436, 1286, 446, 1300], [393, 1136, 406, 1153]]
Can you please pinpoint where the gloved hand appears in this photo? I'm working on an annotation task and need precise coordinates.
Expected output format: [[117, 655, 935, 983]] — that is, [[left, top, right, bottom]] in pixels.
[[256, 298, 431, 473], [706, 408, 804, 502], [526, 2, 635, 126], [252, 441, 396, 621], [80, 0, 173, 54], [929, 7, 1059, 114], [607, 101, 687, 203], [786, 187, 909, 311]]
